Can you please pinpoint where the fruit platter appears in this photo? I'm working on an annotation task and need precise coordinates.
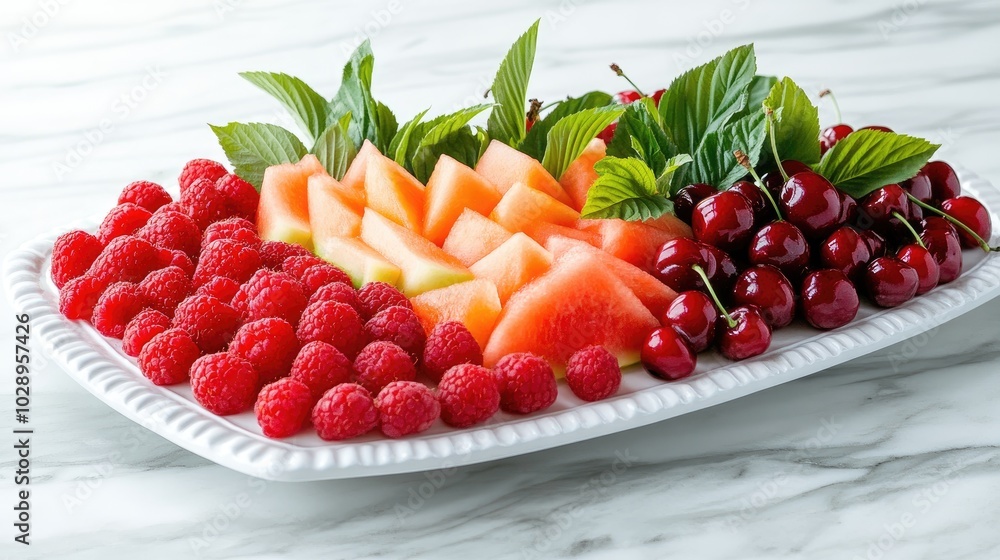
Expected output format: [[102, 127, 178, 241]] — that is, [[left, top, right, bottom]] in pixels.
[[5, 22, 1000, 480]]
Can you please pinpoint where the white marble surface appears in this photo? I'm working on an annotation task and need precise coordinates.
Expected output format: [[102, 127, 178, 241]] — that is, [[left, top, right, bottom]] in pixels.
[[2, 0, 1000, 558]]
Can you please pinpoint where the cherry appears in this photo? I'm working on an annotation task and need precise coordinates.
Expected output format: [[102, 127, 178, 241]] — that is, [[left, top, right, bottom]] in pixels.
[[921, 216, 958, 237], [920, 228, 963, 284], [673, 183, 717, 223], [731, 265, 795, 328], [729, 180, 774, 226], [800, 269, 860, 329], [902, 170, 933, 219], [820, 124, 853, 154], [615, 90, 642, 104], [859, 229, 887, 258], [779, 172, 843, 239], [923, 161, 961, 202], [717, 305, 772, 361], [857, 184, 909, 238], [661, 291, 716, 352], [654, 238, 716, 292], [838, 192, 858, 225], [762, 160, 812, 195], [864, 257, 919, 308], [860, 125, 893, 133], [702, 244, 739, 293], [692, 191, 755, 252], [819, 226, 871, 281], [651, 89, 666, 105], [896, 244, 940, 295], [747, 221, 811, 279], [597, 122, 616, 144], [940, 197, 992, 249], [642, 327, 696, 381]]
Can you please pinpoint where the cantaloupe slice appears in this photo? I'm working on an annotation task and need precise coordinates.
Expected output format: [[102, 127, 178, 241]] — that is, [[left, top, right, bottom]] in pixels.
[[523, 221, 601, 248], [315, 236, 401, 288], [470, 233, 553, 304], [257, 155, 325, 250], [340, 139, 379, 193], [422, 155, 503, 246], [490, 182, 580, 233], [577, 215, 693, 272], [475, 139, 574, 206], [410, 279, 502, 349], [307, 174, 363, 243], [364, 149, 426, 231], [441, 209, 513, 267], [360, 209, 472, 296], [559, 138, 606, 211]]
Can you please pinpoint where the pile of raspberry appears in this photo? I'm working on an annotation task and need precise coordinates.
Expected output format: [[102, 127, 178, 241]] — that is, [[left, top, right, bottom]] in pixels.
[[53, 158, 625, 441]]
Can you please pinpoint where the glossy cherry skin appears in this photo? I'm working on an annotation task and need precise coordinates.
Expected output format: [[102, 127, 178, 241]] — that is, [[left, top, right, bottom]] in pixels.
[[615, 90, 642, 104], [642, 327, 697, 381], [857, 184, 909, 237], [654, 238, 716, 292], [921, 216, 959, 237], [923, 161, 962, 202], [779, 172, 843, 239], [819, 226, 872, 281], [692, 191, 755, 252], [673, 183, 717, 223], [661, 291, 716, 352], [651, 89, 666, 105], [940, 196, 992, 248], [762, 160, 813, 195], [860, 125, 894, 133], [747, 220, 811, 279], [717, 305, 772, 361], [896, 244, 940, 295], [902, 170, 933, 219], [858, 229, 887, 258], [702, 244, 739, 293], [820, 124, 854, 154], [597, 122, 617, 144], [864, 257, 919, 308], [920, 228, 963, 284], [800, 269, 860, 330], [838, 192, 858, 226], [728, 180, 774, 226], [731, 265, 795, 328]]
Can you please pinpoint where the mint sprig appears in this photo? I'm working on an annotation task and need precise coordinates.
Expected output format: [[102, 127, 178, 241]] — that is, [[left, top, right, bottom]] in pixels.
[[684, 111, 767, 190], [762, 77, 821, 164], [312, 113, 356, 180], [541, 105, 624, 179], [814, 130, 940, 198], [580, 156, 690, 221], [608, 100, 676, 177], [486, 20, 539, 147], [239, 71, 330, 143], [209, 122, 308, 190]]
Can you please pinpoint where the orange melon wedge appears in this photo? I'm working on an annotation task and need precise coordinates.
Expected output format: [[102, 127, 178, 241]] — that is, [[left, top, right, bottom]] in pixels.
[[364, 149, 426, 231], [559, 138, 606, 211], [423, 155, 503, 246], [257, 155, 325, 250], [340, 139, 379, 193], [410, 279, 502, 349], [441, 209, 513, 267], [470, 233, 553, 304], [490, 182, 580, 233], [475, 139, 574, 206], [307, 174, 363, 242]]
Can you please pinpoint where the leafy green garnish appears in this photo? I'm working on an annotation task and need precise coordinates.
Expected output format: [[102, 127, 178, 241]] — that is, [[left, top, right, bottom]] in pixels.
[[541, 105, 623, 179], [487, 20, 539, 147], [734, 75, 777, 120], [329, 41, 395, 153], [580, 156, 689, 220], [520, 91, 614, 159], [684, 111, 767, 189], [411, 126, 487, 183], [209, 122, 308, 190], [608, 100, 676, 177], [312, 113, 357, 180], [239, 72, 330, 143], [762, 77, 821, 164], [814, 130, 940, 198]]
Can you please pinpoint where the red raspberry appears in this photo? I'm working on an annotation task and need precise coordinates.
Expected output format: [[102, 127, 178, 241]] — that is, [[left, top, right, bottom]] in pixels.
[[215, 173, 259, 222], [87, 236, 166, 288], [289, 341, 353, 401], [179, 158, 227, 193], [493, 353, 558, 414], [51, 230, 103, 288], [138, 266, 191, 317], [353, 341, 416, 395], [181, 177, 229, 229], [172, 294, 242, 354], [192, 238, 262, 287], [97, 203, 152, 244], [299, 263, 352, 295], [232, 270, 308, 325], [195, 276, 240, 303], [259, 240, 311, 270], [202, 217, 260, 251], [229, 318, 300, 385], [282, 255, 326, 280], [122, 309, 171, 357], [138, 328, 201, 386], [565, 345, 621, 402], [437, 364, 500, 428], [357, 281, 411, 320], [364, 306, 426, 361], [137, 210, 202, 259], [156, 201, 187, 215], [297, 301, 366, 358], [93, 282, 147, 338], [59, 275, 105, 320], [118, 180, 172, 212], [311, 383, 378, 440], [308, 281, 361, 312], [255, 378, 312, 438], [422, 321, 483, 383], [167, 250, 195, 276], [376, 381, 440, 438], [190, 353, 259, 415]]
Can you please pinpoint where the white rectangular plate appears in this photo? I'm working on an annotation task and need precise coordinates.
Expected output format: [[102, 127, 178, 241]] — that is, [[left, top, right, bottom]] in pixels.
[[5, 169, 1000, 481]]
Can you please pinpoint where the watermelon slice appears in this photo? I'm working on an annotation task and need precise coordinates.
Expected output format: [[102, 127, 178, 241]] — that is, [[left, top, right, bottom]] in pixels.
[[559, 138, 605, 211], [364, 148, 426, 231], [475, 139, 574, 206], [490, 182, 580, 233], [340, 139, 378, 192], [257, 155, 325, 250], [410, 279, 502, 349], [423, 155, 503, 246], [578, 215, 692, 272], [523, 221, 601, 248], [470, 233, 553, 304], [307, 173, 363, 243], [315, 236, 401, 288], [441, 208, 513, 267]]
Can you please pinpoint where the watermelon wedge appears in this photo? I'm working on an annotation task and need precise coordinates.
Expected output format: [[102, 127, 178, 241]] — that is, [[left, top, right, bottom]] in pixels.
[[470, 233, 553, 304], [559, 138, 606, 211], [410, 279, 502, 349], [307, 173, 363, 243], [490, 182, 580, 233], [340, 139, 378, 192], [315, 236, 401, 288], [423, 155, 503, 246], [364, 148, 426, 231], [257, 155, 325, 250], [475, 139, 574, 206], [441, 208, 513, 267], [578, 215, 692, 272], [523, 221, 601, 248]]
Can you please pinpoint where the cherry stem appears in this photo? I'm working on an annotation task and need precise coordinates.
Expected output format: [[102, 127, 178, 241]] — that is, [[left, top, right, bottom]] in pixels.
[[893, 211, 927, 249], [735, 150, 782, 218], [691, 264, 736, 329], [906, 194, 997, 253], [538, 99, 562, 112], [764, 107, 789, 182], [610, 63, 646, 97], [819, 89, 843, 124]]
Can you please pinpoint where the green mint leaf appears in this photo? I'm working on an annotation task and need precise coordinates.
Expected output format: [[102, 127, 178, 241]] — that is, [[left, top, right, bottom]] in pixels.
[[658, 44, 757, 155], [389, 108, 431, 167], [239, 71, 330, 143], [608, 101, 676, 176], [418, 104, 492, 149], [374, 101, 398, 153], [520, 91, 613, 159], [541, 105, 624, 179], [330, 41, 379, 149], [762, 77, 821, 164], [410, 126, 484, 183], [486, 20, 539, 147], [734, 75, 777, 120], [581, 157, 673, 220], [814, 130, 940, 198], [312, 113, 357, 180], [684, 111, 767, 190], [654, 153, 693, 194], [209, 122, 308, 191]]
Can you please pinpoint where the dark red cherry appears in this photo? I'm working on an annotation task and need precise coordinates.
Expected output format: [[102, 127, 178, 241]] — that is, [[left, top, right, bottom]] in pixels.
[[661, 291, 716, 352], [779, 172, 843, 239], [940, 197, 992, 249], [747, 221, 811, 279], [860, 125, 894, 133], [654, 238, 716, 292], [615, 90, 642, 104], [597, 122, 617, 144], [902, 170, 933, 219], [858, 229, 887, 258], [731, 265, 795, 328], [651, 89, 666, 106], [673, 183, 717, 223], [800, 269, 860, 329], [921, 216, 958, 237], [692, 191, 755, 252], [920, 228, 963, 284], [642, 327, 696, 381], [702, 244, 739, 293], [761, 160, 812, 195], [820, 124, 853, 154], [864, 257, 919, 308], [896, 244, 940, 295], [923, 161, 961, 202], [728, 181, 775, 226], [717, 305, 772, 361], [819, 226, 872, 281], [857, 184, 909, 237], [838, 192, 858, 225]]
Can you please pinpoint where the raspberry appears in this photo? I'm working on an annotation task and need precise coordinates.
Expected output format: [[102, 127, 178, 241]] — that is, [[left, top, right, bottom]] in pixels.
[[93, 282, 148, 338], [138, 266, 191, 317], [493, 353, 558, 414], [289, 341, 353, 401], [179, 158, 227, 193], [118, 180, 172, 212], [357, 281, 411, 320], [376, 381, 440, 438], [181, 177, 229, 229], [122, 309, 171, 357], [364, 306, 426, 361], [172, 294, 242, 354], [190, 353, 259, 415], [565, 345, 621, 402], [232, 270, 308, 325], [195, 276, 240, 303], [229, 318, 300, 385], [202, 217, 260, 251], [308, 282, 361, 312], [255, 378, 312, 438], [353, 341, 416, 395], [138, 328, 201, 386], [59, 275, 104, 320], [97, 203, 152, 244], [281, 255, 326, 280], [299, 263, 352, 295], [192, 238, 262, 287], [166, 250, 195, 276], [297, 301, 366, 358], [136, 210, 202, 259], [156, 201, 187, 215], [259, 240, 311, 270], [311, 383, 378, 440], [51, 230, 103, 288], [87, 236, 166, 287], [437, 364, 500, 428], [422, 321, 483, 382], [215, 173, 259, 222]]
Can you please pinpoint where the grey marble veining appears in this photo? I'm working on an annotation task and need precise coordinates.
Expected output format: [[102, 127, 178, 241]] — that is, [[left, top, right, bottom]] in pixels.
[[2, 0, 1000, 558]]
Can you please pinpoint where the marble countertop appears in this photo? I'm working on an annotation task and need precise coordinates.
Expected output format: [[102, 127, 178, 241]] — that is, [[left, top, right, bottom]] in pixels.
[[2, 0, 1000, 558]]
